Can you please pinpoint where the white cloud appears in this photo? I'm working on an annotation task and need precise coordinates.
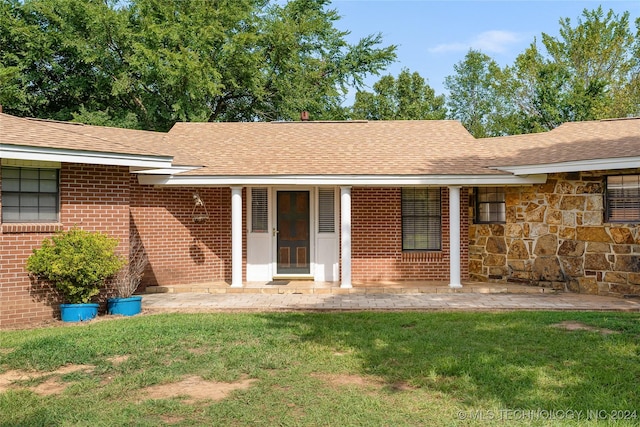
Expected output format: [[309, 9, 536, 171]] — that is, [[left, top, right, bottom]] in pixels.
[[428, 30, 522, 54]]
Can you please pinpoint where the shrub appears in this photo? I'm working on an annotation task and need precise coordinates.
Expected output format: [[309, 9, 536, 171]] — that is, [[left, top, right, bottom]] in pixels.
[[112, 233, 148, 298], [26, 228, 126, 304]]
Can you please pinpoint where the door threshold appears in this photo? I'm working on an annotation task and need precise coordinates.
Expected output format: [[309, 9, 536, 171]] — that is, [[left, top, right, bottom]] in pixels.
[[273, 275, 314, 281]]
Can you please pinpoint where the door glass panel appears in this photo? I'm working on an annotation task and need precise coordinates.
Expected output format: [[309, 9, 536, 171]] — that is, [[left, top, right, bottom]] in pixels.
[[277, 191, 310, 274]]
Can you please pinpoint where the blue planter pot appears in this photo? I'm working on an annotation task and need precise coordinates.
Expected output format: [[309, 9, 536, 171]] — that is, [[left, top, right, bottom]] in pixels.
[[107, 296, 142, 316], [60, 303, 99, 322]]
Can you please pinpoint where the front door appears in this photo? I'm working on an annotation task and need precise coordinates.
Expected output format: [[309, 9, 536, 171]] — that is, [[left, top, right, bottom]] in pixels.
[[276, 191, 310, 275]]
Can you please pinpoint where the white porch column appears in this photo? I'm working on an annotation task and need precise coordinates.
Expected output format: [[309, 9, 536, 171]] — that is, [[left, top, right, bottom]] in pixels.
[[448, 186, 462, 288], [231, 186, 243, 288], [340, 186, 352, 288]]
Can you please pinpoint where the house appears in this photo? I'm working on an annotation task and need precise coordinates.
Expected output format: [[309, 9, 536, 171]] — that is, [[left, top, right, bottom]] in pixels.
[[1, 112, 640, 327]]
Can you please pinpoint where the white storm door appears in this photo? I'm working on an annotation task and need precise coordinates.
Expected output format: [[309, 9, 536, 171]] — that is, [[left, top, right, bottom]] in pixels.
[[246, 187, 272, 281], [315, 187, 339, 281]]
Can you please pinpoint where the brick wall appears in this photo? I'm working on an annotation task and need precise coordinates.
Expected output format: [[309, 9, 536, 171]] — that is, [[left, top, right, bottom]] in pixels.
[[351, 187, 469, 283], [2, 177, 471, 327], [0, 164, 130, 328], [129, 181, 237, 287]]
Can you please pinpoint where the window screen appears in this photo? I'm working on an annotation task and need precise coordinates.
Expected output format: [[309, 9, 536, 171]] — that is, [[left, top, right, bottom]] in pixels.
[[318, 188, 335, 233], [607, 175, 640, 222], [402, 188, 441, 251], [251, 188, 268, 232], [476, 187, 506, 223], [1, 167, 59, 222]]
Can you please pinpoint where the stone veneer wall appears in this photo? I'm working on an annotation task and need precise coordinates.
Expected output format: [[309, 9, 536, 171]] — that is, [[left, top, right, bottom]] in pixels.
[[469, 171, 640, 296]]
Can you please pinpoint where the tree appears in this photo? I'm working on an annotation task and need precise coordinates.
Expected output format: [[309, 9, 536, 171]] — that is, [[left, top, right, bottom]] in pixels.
[[350, 68, 446, 120], [444, 49, 514, 138], [0, 0, 396, 130], [444, 7, 640, 137], [512, 7, 640, 132], [0, 0, 121, 122]]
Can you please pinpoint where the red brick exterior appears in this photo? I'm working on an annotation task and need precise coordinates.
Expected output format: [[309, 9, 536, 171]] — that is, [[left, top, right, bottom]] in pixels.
[[129, 180, 237, 288], [351, 187, 469, 283], [0, 164, 130, 328], [2, 168, 464, 327]]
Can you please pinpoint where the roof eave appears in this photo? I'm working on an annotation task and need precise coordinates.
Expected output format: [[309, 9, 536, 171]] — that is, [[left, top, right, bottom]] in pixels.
[[490, 156, 640, 175], [1, 144, 174, 169], [138, 174, 548, 187], [130, 165, 202, 175]]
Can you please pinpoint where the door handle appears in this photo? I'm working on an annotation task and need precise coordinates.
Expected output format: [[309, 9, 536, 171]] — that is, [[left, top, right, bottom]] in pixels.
[[272, 228, 279, 236]]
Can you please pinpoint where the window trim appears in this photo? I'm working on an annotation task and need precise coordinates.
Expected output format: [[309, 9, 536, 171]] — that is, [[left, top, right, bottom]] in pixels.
[[605, 174, 640, 223], [1, 166, 60, 223], [475, 187, 506, 224], [401, 187, 442, 252]]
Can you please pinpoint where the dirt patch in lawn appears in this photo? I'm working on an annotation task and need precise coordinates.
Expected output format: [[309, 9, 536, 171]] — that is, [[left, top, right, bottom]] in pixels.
[[161, 415, 186, 425], [187, 347, 208, 355], [311, 372, 387, 392], [553, 321, 618, 335], [311, 372, 416, 393], [140, 376, 256, 404], [313, 373, 376, 387], [0, 364, 95, 395], [107, 355, 129, 365], [31, 377, 69, 396]]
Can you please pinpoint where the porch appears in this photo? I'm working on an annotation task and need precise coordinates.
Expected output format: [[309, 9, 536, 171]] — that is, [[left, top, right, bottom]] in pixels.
[[143, 280, 557, 295]]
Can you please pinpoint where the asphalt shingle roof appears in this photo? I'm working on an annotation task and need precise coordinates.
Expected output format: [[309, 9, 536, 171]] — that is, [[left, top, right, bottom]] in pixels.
[[1, 113, 171, 158], [480, 118, 640, 169], [166, 120, 502, 176], [3, 112, 640, 176]]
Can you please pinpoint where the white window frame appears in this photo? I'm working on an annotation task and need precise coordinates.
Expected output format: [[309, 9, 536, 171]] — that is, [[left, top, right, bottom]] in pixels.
[[1, 164, 60, 223], [401, 187, 442, 251], [606, 174, 640, 223]]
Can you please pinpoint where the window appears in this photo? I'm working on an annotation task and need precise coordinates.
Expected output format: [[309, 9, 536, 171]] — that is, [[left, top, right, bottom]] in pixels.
[[251, 187, 268, 232], [606, 175, 640, 222], [318, 188, 335, 233], [402, 188, 441, 251], [476, 187, 506, 223], [1, 166, 59, 223]]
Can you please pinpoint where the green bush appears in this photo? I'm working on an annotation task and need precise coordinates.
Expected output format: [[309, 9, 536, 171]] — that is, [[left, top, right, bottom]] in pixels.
[[26, 228, 126, 304]]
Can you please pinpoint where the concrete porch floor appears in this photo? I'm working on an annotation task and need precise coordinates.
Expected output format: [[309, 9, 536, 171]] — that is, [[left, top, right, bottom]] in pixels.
[[144, 280, 558, 295], [142, 281, 640, 312]]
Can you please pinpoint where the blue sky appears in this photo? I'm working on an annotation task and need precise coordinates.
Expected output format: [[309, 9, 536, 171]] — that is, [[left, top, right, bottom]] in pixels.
[[331, 1, 640, 100]]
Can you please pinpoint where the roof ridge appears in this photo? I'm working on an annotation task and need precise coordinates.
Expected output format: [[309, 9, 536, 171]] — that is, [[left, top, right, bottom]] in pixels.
[[599, 116, 640, 122], [271, 120, 369, 124], [25, 116, 85, 126]]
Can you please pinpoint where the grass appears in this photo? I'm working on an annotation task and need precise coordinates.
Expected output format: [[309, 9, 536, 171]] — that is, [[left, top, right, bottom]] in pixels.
[[0, 311, 639, 426]]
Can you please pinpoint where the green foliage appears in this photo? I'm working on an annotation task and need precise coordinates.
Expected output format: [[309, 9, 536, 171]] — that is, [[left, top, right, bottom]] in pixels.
[[511, 7, 640, 133], [351, 68, 446, 120], [26, 228, 126, 304], [0, 0, 396, 129], [444, 6, 640, 137], [3, 1, 637, 135], [71, 107, 141, 130], [445, 50, 512, 138]]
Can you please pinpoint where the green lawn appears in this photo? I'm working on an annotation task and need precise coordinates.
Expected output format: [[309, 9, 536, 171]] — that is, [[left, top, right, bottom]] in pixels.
[[1, 311, 639, 426]]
